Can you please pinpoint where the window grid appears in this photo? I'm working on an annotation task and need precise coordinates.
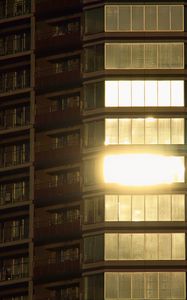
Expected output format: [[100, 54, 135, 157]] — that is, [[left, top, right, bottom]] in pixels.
[[104, 195, 185, 222], [104, 233, 185, 260], [104, 272, 186, 300], [105, 5, 184, 32], [105, 118, 184, 145], [105, 43, 184, 70]]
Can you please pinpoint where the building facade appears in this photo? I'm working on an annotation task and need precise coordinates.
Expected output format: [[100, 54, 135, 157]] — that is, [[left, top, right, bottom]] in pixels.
[[0, 0, 186, 299]]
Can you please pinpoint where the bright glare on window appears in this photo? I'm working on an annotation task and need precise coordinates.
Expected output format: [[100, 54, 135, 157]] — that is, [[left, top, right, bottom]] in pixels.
[[103, 154, 185, 186]]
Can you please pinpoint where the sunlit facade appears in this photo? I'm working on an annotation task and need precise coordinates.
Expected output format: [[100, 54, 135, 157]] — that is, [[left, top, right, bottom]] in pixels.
[[83, 1, 187, 300]]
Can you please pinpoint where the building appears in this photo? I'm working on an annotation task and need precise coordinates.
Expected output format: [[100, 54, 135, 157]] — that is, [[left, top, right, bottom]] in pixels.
[[0, 0, 186, 299]]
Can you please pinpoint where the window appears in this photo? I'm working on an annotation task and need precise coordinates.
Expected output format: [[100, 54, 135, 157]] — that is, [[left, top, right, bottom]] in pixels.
[[52, 94, 80, 111], [105, 272, 186, 300], [85, 44, 104, 72], [51, 207, 80, 224], [85, 7, 104, 34], [84, 235, 104, 263], [55, 131, 80, 148], [105, 5, 184, 32], [55, 57, 80, 73], [84, 274, 104, 300], [84, 121, 104, 147], [105, 233, 185, 260], [84, 158, 102, 186], [105, 43, 184, 69], [84, 81, 104, 109], [105, 118, 184, 145], [84, 196, 104, 224], [105, 80, 184, 107], [105, 194, 185, 222]]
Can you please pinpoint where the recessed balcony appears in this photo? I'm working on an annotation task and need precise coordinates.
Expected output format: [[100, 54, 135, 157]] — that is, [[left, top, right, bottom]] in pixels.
[[34, 218, 81, 244], [0, 149, 30, 172], [0, 0, 31, 20], [36, 0, 81, 18], [36, 68, 81, 94], [0, 263, 29, 283], [36, 106, 81, 130], [36, 31, 81, 55], [35, 144, 80, 169], [35, 181, 81, 206], [34, 259, 80, 282], [0, 185, 29, 208], [0, 226, 28, 245]]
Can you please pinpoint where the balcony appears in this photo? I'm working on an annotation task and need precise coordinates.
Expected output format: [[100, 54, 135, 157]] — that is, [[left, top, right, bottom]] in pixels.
[[0, 149, 30, 172], [36, 0, 81, 18], [34, 259, 80, 282], [0, 225, 28, 244], [0, 0, 31, 20], [0, 263, 29, 282], [0, 71, 30, 96], [0, 185, 29, 208], [0, 35, 30, 58], [35, 181, 81, 206], [35, 143, 80, 169], [34, 218, 81, 244], [0, 110, 30, 133], [36, 68, 81, 94], [36, 105, 81, 130], [36, 31, 81, 55]]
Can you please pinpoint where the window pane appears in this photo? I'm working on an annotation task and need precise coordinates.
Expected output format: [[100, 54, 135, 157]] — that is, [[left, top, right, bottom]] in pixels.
[[119, 234, 131, 260], [132, 119, 144, 144], [145, 80, 157, 106], [105, 6, 118, 31], [158, 6, 170, 30], [159, 234, 171, 259], [119, 195, 131, 221], [171, 81, 184, 106], [105, 195, 118, 221], [145, 44, 157, 69], [158, 81, 170, 106], [145, 234, 158, 260], [119, 81, 131, 106], [119, 119, 131, 144], [145, 5, 157, 31], [145, 118, 157, 144], [171, 6, 183, 31], [105, 119, 118, 144], [159, 195, 171, 221], [172, 195, 185, 221], [172, 233, 185, 260], [131, 44, 144, 68], [171, 273, 185, 299], [119, 6, 131, 31], [132, 6, 144, 31], [132, 81, 144, 106], [132, 195, 144, 221], [105, 234, 118, 260], [132, 234, 144, 259], [132, 273, 144, 298], [145, 195, 158, 221], [171, 118, 184, 144], [158, 119, 170, 144], [105, 273, 118, 298], [105, 81, 118, 107], [119, 273, 131, 298], [159, 273, 171, 299], [145, 273, 158, 299]]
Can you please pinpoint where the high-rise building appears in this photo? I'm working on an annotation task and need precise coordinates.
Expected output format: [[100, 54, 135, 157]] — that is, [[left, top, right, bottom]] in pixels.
[[0, 0, 186, 299]]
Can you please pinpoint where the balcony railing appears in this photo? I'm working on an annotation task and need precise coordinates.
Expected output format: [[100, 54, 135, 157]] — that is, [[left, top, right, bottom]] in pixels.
[[0, 0, 31, 19], [34, 258, 80, 281], [0, 150, 30, 168], [35, 217, 81, 243], [0, 72, 30, 94], [0, 225, 28, 243], [0, 263, 29, 281], [0, 36, 30, 57], [35, 180, 81, 205], [0, 111, 30, 130], [0, 186, 29, 206]]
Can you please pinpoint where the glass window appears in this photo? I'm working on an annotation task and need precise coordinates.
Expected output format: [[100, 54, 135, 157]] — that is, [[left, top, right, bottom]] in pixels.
[[118, 81, 131, 106], [105, 6, 118, 31], [158, 6, 170, 31], [105, 119, 118, 144], [105, 43, 184, 70], [105, 81, 118, 107], [105, 195, 118, 221], [132, 6, 144, 31], [105, 233, 118, 260], [85, 7, 104, 34], [132, 195, 144, 221], [131, 81, 144, 106], [119, 6, 131, 31], [145, 5, 157, 31]]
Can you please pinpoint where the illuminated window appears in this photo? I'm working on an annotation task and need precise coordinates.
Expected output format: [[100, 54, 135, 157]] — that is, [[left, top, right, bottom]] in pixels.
[[105, 80, 184, 107], [106, 194, 185, 222], [105, 43, 184, 69], [105, 5, 184, 32], [104, 233, 185, 260], [105, 118, 184, 145], [105, 272, 186, 300], [104, 154, 185, 186]]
